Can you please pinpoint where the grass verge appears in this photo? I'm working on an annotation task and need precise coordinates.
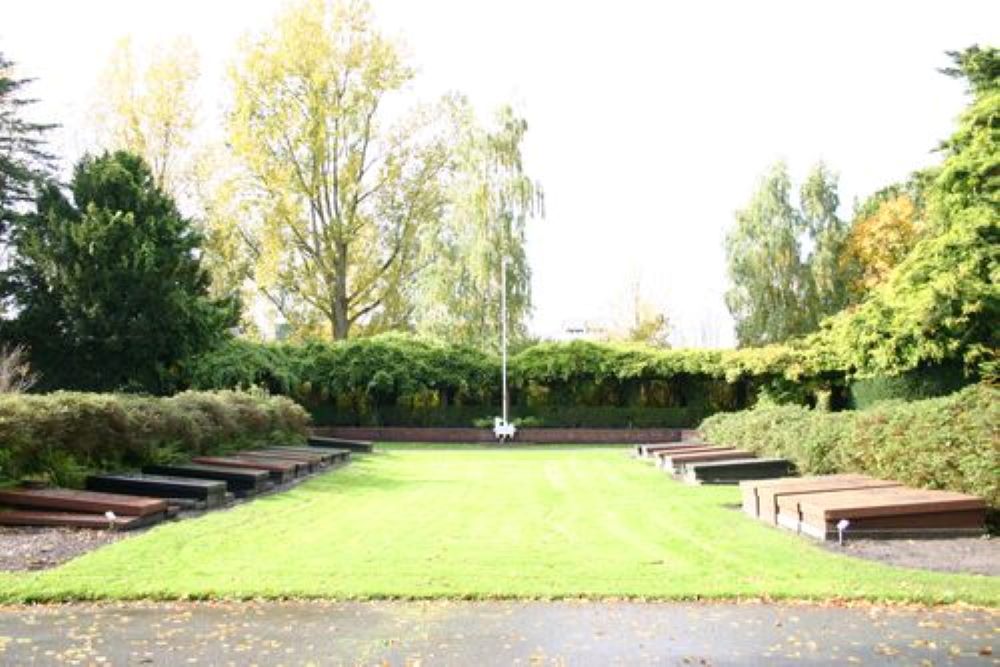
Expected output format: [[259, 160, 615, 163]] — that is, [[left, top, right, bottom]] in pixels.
[[1, 445, 996, 605]]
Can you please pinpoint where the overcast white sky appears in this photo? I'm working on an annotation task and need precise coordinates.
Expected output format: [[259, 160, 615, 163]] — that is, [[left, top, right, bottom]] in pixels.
[[3, 1, 998, 346]]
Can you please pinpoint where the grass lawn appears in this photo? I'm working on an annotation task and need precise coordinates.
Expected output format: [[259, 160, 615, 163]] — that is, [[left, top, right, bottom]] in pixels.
[[1, 445, 996, 604]]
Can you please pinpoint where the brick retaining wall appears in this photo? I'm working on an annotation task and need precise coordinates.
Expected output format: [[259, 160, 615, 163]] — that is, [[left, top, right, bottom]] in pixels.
[[311, 426, 697, 444]]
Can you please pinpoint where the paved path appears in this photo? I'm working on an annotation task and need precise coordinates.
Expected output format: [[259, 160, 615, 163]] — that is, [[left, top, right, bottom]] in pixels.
[[0, 601, 995, 665]]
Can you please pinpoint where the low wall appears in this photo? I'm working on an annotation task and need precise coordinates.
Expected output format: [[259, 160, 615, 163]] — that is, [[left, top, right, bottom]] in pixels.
[[311, 426, 695, 444]]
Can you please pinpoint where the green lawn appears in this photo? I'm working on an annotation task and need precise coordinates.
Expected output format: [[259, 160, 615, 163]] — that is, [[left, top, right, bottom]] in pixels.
[[1, 445, 996, 604]]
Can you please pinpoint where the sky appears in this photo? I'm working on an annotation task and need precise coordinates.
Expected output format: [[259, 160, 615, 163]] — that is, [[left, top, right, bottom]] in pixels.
[[3, 0, 998, 347]]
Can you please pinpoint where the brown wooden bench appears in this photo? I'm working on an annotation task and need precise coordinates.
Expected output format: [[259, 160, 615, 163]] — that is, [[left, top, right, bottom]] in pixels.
[[0, 488, 167, 517], [777, 486, 988, 540], [0, 510, 162, 530], [191, 456, 299, 483], [657, 449, 754, 473], [741, 475, 901, 523]]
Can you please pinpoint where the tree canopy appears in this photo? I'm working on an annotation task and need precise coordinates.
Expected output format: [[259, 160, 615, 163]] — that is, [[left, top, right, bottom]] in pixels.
[[0, 52, 54, 245], [724, 162, 847, 346], [4, 151, 236, 392]]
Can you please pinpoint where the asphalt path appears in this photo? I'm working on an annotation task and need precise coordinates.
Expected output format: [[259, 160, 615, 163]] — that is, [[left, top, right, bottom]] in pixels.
[[0, 600, 995, 665]]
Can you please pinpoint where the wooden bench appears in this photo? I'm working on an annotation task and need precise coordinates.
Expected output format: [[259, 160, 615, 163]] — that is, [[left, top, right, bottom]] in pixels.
[[308, 435, 374, 453], [143, 464, 272, 497], [635, 442, 711, 459], [86, 474, 230, 509], [681, 458, 794, 485], [191, 457, 299, 483], [657, 449, 753, 473], [0, 510, 162, 530], [741, 475, 900, 523], [0, 488, 167, 517], [776, 486, 988, 540], [273, 446, 351, 464]]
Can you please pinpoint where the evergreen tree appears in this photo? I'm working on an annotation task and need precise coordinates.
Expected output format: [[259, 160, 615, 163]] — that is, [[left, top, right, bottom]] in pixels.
[[6, 151, 236, 392], [0, 52, 55, 246]]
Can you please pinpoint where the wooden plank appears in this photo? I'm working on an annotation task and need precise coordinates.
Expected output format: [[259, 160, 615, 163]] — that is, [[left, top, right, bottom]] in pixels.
[[657, 449, 754, 473], [262, 447, 342, 463], [236, 451, 321, 472], [636, 443, 713, 458], [142, 464, 271, 496], [0, 488, 167, 517], [653, 446, 733, 467], [191, 457, 296, 483], [740, 474, 867, 517], [308, 435, 373, 453], [681, 458, 794, 485], [798, 487, 987, 521], [268, 446, 351, 464], [777, 486, 988, 539], [0, 509, 165, 530], [755, 476, 900, 524], [86, 474, 228, 508]]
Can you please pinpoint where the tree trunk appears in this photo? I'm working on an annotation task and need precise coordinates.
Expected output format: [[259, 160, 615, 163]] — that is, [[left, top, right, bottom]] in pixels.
[[332, 241, 350, 340]]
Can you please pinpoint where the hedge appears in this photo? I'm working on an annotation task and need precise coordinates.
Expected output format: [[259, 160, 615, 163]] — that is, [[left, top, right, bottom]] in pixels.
[[184, 334, 846, 427], [699, 383, 1000, 507], [0, 390, 310, 486]]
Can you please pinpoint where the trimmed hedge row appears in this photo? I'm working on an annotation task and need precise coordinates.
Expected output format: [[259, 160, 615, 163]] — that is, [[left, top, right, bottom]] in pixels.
[[699, 383, 1000, 506], [0, 390, 310, 486], [185, 334, 847, 427]]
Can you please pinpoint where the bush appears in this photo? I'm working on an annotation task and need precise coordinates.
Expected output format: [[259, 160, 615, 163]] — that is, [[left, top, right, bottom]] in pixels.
[[848, 361, 972, 409], [0, 390, 309, 486], [700, 384, 1000, 506], [185, 334, 844, 427]]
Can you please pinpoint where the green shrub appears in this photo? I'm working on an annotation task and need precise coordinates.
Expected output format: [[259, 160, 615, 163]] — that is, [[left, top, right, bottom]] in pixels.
[[0, 390, 309, 486], [185, 334, 844, 427], [700, 384, 1000, 506], [848, 361, 972, 409]]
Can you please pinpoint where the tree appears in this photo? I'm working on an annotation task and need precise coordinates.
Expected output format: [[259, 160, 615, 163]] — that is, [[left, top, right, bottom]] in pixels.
[[412, 103, 542, 349], [223, 0, 453, 340], [800, 163, 849, 318], [0, 52, 54, 247], [5, 151, 236, 392], [725, 162, 852, 346], [813, 45, 999, 380], [725, 162, 813, 346], [92, 37, 200, 198], [841, 190, 922, 299]]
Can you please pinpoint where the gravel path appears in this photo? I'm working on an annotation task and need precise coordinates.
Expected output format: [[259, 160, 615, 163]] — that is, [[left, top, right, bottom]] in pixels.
[[0, 527, 124, 571], [822, 536, 1000, 576], [0, 600, 995, 665]]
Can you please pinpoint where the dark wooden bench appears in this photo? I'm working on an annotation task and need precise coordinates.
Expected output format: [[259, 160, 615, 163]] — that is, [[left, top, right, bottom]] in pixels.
[[86, 474, 230, 509], [308, 435, 373, 453], [143, 464, 271, 497], [681, 458, 794, 485]]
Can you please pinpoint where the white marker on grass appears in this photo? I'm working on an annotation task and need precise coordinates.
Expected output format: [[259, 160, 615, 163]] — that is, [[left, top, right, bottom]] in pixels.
[[836, 518, 850, 545]]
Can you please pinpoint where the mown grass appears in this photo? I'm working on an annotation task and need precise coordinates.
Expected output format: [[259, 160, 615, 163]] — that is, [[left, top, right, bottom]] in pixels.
[[1, 445, 996, 604]]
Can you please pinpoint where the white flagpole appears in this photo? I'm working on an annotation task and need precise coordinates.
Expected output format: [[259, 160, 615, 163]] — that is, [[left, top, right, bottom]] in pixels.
[[501, 255, 508, 425]]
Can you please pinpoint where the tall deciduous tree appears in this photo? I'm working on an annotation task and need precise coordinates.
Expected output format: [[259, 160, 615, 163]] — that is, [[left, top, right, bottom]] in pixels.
[[413, 103, 542, 349], [92, 37, 200, 197], [725, 162, 851, 346], [725, 162, 812, 346], [5, 151, 236, 392], [800, 163, 849, 318], [224, 0, 452, 340]]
